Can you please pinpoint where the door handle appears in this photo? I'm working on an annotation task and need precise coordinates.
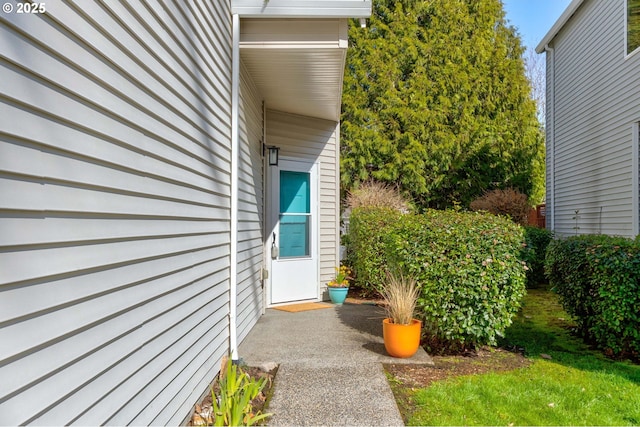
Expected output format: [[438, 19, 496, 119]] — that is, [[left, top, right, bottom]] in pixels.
[[271, 232, 279, 259]]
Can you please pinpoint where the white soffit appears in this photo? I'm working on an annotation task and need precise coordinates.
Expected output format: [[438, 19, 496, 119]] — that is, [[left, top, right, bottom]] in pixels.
[[232, 0, 372, 18], [240, 19, 349, 121]]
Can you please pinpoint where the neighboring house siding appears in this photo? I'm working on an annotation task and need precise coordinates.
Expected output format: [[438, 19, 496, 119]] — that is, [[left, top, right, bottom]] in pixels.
[[237, 62, 264, 343], [0, 2, 233, 425], [266, 110, 340, 292], [548, 0, 640, 236]]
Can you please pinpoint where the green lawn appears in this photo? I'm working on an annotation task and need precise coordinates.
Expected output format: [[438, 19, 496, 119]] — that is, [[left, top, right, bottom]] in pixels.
[[405, 288, 640, 426]]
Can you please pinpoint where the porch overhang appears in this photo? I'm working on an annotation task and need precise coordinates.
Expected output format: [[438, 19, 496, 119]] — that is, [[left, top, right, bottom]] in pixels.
[[240, 18, 351, 121]]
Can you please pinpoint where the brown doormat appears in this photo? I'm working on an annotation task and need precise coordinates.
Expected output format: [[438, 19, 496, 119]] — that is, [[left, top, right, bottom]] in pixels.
[[272, 302, 333, 313]]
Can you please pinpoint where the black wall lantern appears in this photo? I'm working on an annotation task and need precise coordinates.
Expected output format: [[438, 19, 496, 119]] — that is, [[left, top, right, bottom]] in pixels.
[[263, 144, 280, 166]]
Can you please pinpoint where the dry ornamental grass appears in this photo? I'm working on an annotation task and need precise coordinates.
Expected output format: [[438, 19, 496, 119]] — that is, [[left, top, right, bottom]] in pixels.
[[380, 272, 419, 325], [346, 181, 411, 212]]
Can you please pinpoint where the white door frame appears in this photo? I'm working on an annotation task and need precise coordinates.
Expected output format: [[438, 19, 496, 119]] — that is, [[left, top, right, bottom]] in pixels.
[[266, 157, 319, 305]]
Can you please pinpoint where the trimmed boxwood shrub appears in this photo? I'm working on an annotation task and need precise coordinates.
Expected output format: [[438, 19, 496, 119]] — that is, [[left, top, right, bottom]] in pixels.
[[386, 210, 527, 347], [545, 235, 640, 357], [544, 236, 596, 326], [347, 207, 527, 348], [521, 226, 554, 287]]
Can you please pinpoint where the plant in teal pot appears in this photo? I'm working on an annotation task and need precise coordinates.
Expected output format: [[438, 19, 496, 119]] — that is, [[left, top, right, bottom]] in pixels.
[[327, 265, 352, 305]]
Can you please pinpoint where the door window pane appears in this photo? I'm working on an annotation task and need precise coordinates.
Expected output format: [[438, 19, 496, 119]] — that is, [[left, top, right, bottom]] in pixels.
[[280, 171, 310, 214], [279, 215, 310, 257], [279, 171, 311, 258]]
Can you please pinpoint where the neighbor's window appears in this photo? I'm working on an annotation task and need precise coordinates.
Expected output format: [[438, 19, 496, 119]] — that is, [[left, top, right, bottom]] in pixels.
[[628, 0, 640, 55]]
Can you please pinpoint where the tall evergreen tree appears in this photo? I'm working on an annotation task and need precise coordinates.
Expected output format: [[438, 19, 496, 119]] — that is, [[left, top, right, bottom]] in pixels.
[[341, 0, 544, 209]]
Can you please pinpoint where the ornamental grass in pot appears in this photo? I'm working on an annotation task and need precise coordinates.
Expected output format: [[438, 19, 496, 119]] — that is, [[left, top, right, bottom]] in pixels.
[[381, 271, 421, 358]]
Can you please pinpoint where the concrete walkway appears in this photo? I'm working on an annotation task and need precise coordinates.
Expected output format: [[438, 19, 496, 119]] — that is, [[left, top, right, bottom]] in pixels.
[[238, 303, 433, 426]]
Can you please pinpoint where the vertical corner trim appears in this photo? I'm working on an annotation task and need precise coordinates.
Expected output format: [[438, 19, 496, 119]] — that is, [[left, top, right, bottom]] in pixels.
[[230, 13, 240, 361], [544, 44, 555, 232]]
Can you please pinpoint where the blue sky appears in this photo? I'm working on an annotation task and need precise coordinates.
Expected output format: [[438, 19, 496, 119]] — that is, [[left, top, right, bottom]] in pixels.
[[502, 0, 573, 50]]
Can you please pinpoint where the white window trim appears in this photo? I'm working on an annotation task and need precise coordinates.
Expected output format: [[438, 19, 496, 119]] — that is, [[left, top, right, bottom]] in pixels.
[[625, 0, 640, 59]]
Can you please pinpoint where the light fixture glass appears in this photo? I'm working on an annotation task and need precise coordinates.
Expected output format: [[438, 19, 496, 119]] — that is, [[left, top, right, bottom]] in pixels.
[[268, 146, 279, 166]]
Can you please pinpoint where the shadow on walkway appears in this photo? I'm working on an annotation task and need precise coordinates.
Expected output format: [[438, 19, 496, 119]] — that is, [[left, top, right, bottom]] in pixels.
[[238, 303, 432, 426]]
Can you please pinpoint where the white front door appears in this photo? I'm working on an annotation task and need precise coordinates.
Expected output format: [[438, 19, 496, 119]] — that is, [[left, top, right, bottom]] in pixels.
[[268, 159, 318, 304]]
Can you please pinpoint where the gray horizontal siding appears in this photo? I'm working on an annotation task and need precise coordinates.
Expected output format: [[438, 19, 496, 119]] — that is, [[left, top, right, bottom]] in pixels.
[[548, 0, 640, 237], [237, 62, 264, 343], [0, 1, 234, 425], [266, 110, 339, 290]]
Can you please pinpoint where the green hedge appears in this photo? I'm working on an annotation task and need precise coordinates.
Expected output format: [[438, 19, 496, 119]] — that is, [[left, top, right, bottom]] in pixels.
[[546, 235, 640, 357], [521, 226, 554, 287], [347, 207, 527, 347], [345, 207, 402, 293]]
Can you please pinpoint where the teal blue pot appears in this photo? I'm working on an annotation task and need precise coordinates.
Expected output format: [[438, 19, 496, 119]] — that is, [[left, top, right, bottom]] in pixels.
[[328, 287, 349, 305]]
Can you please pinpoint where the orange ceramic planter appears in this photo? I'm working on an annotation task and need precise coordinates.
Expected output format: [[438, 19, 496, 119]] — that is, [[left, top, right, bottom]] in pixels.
[[382, 318, 422, 358]]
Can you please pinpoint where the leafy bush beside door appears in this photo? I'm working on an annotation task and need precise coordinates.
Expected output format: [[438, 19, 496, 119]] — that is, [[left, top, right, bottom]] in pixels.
[[345, 207, 403, 294], [347, 207, 527, 349]]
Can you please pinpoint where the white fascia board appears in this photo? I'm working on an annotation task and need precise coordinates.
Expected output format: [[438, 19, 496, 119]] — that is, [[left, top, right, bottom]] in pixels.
[[239, 18, 348, 48], [231, 0, 372, 18], [535, 0, 584, 53]]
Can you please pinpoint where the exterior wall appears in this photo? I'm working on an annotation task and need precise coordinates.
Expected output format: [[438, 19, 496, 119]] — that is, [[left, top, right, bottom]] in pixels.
[[0, 2, 235, 424], [0, 0, 353, 423], [547, 0, 640, 236], [265, 110, 340, 296], [237, 63, 265, 343]]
